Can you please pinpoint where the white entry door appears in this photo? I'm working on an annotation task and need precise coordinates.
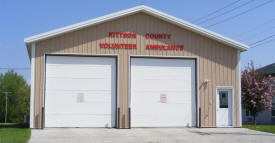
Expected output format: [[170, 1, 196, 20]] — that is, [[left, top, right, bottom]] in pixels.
[[130, 58, 196, 127], [216, 88, 233, 127], [45, 56, 116, 127]]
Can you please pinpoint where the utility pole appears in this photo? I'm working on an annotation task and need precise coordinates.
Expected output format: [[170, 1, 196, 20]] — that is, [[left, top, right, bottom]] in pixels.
[[1, 92, 12, 123]]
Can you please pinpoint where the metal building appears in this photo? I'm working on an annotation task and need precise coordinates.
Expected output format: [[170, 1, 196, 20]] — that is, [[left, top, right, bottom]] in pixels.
[[24, 5, 249, 128]]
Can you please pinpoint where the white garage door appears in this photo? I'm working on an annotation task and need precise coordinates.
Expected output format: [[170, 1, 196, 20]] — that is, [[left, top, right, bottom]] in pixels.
[[45, 56, 116, 127], [131, 58, 196, 127]]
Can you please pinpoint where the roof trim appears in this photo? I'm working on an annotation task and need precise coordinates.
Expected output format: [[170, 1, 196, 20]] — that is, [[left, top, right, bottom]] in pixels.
[[24, 5, 249, 51]]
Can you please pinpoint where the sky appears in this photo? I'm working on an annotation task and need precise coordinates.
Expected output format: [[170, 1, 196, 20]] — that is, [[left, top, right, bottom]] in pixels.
[[0, 0, 275, 82]]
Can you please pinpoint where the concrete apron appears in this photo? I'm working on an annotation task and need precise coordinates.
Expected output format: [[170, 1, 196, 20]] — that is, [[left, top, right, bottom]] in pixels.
[[28, 128, 275, 143]]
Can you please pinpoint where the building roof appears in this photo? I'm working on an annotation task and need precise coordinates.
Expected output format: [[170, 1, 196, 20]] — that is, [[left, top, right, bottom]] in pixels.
[[258, 63, 275, 75], [24, 5, 249, 51]]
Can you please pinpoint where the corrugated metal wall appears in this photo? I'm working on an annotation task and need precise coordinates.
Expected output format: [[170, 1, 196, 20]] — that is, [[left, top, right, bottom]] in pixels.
[[33, 12, 239, 128]]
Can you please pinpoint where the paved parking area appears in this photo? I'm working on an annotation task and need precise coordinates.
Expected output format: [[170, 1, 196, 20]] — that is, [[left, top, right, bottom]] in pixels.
[[29, 128, 275, 143]]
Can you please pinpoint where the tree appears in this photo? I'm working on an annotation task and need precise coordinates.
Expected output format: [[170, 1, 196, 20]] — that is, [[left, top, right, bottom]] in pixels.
[[0, 70, 30, 124], [242, 62, 275, 125]]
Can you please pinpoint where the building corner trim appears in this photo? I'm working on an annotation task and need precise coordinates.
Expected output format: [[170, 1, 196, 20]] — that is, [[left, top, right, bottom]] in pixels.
[[196, 58, 200, 128], [30, 43, 35, 128], [237, 50, 242, 127]]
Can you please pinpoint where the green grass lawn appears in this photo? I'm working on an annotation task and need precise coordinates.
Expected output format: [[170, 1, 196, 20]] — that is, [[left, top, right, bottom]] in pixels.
[[0, 128, 30, 143], [243, 124, 275, 134]]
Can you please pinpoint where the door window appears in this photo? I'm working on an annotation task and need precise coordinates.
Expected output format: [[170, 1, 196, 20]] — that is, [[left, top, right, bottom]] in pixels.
[[219, 91, 228, 108]]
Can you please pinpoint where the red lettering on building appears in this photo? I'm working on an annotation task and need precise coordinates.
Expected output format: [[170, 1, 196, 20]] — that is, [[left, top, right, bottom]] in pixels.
[[108, 32, 173, 39], [145, 33, 171, 39], [103, 32, 184, 51], [108, 32, 137, 38], [145, 44, 184, 51], [99, 43, 137, 49]]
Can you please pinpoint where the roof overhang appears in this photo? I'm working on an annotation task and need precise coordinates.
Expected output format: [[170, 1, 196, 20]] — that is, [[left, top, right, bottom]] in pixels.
[[24, 5, 249, 52]]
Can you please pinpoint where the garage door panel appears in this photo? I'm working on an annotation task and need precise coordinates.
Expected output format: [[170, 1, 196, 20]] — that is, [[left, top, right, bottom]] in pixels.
[[46, 65, 112, 79], [131, 91, 194, 103], [133, 114, 195, 127], [131, 58, 196, 127], [131, 58, 194, 66], [47, 56, 115, 64], [133, 104, 193, 114], [46, 102, 113, 114], [132, 68, 192, 77], [132, 80, 192, 91], [46, 114, 115, 127], [45, 56, 116, 127], [46, 78, 112, 91], [46, 91, 112, 103]]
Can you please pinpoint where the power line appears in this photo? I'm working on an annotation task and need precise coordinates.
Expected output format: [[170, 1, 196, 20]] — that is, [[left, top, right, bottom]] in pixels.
[[196, 0, 254, 25], [239, 25, 275, 41], [205, 0, 274, 28], [234, 18, 275, 37], [192, 0, 241, 23], [249, 34, 275, 46], [251, 38, 275, 48]]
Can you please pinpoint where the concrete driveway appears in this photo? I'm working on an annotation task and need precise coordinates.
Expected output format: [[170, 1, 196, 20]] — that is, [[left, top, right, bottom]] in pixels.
[[28, 128, 275, 143]]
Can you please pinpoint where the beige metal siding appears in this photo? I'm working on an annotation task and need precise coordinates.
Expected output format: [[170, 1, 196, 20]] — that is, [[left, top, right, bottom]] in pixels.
[[33, 12, 239, 128]]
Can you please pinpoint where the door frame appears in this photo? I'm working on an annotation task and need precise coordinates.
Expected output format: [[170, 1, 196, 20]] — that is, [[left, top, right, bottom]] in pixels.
[[42, 53, 119, 128], [128, 55, 199, 128], [215, 86, 234, 127]]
